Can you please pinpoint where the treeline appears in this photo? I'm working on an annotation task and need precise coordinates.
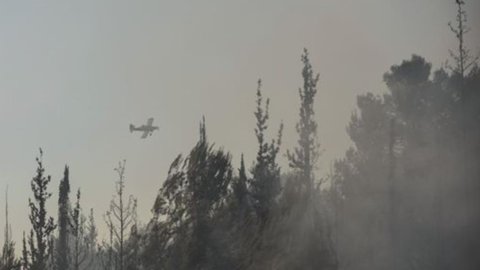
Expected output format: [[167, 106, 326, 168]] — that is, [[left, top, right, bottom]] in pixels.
[[1, 2, 479, 269], [1, 50, 337, 270]]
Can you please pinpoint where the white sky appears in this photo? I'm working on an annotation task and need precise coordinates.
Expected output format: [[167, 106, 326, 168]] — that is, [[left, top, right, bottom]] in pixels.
[[1, 0, 479, 244]]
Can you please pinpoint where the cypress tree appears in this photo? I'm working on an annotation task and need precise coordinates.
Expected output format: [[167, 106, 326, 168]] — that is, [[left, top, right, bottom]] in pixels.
[[57, 166, 71, 270]]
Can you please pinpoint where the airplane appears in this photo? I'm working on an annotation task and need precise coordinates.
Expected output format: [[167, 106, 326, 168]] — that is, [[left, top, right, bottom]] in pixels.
[[129, 117, 159, 139]]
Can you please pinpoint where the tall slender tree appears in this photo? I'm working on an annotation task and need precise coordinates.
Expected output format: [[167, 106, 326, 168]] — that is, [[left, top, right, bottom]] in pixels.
[[250, 79, 283, 224], [84, 209, 98, 269], [21, 233, 29, 270], [70, 190, 89, 270], [287, 49, 320, 193], [231, 154, 249, 217], [263, 49, 337, 270], [105, 160, 137, 270], [57, 166, 71, 270], [27, 149, 56, 270], [1, 186, 18, 270], [99, 215, 115, 270], [448, 0, 478, 79]]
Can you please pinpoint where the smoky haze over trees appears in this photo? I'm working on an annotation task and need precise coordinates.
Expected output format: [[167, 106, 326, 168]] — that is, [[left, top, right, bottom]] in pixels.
[[1, 1, 480, 270]]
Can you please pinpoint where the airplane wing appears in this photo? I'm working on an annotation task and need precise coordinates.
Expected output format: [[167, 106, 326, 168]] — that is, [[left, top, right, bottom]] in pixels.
[[141, 130, 149, 139], [146, 118, 154, 126]]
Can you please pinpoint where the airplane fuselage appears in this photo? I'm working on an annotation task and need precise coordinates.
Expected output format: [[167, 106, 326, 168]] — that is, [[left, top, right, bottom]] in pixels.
[[132, 125, 158, 132]]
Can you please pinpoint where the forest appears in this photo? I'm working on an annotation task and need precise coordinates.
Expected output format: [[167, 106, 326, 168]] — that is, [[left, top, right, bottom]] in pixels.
[[1, 1, 479, 270]]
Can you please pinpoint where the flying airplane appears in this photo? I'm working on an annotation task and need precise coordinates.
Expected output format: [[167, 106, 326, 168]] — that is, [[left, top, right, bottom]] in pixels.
[[129, 117, 159, 139]]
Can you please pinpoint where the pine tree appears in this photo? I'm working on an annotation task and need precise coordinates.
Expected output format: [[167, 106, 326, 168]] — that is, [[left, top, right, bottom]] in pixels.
[[250, 79, 283, 224], [27, 149, 56, 270], [287, 49, 320, 193], [154, 118, 233, 269], [258, 49, 337, 270], [57, 166, 71, 270]]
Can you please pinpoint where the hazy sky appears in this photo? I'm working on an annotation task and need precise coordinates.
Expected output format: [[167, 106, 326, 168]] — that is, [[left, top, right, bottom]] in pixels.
[[1, 0, 479, 244]]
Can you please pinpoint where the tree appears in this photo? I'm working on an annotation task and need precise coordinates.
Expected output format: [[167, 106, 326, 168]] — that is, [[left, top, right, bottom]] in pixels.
[[153, 118, 233, 269], [231, 154, 250, 219], [85, 209, 98, 270], [250, 80, 283, 225], [57, 166, 71, 270], [27, 149, 56, 270], [244, 49, 338, 270], [332, 49, 480, 270], [98, 216, 115, 270], [140, 219, 168, 270], [47, 236, 55, 270], [1, 187, 18, 270], [448, 0, 478, 79], [105, 160, 137, 270], [333, 93, 394, 270], [287, 49, 320, 193], [447, 3, 480, 267], [264, 49, 336, 270], [124, 224, 140, 270], [70, 189, 91, 270], [21, 233, 29, 270]]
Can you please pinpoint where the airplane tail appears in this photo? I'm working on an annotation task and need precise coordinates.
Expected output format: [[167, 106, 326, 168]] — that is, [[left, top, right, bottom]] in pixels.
[[129, 124, 135, 133]]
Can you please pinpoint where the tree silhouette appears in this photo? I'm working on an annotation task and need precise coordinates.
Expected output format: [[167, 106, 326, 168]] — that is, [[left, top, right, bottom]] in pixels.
[[287, 49, 321, 193], [104, 160, 137, 270], [26, 149, 56, 270], [0, 187, 18, 270], [57, 166, 71, 270], [448, 0, 478, 79], [250, 79, 283, 225]]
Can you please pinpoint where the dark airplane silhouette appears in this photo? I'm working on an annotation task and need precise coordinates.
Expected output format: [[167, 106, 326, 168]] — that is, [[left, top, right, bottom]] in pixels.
[[130, 117, 159, 139]]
